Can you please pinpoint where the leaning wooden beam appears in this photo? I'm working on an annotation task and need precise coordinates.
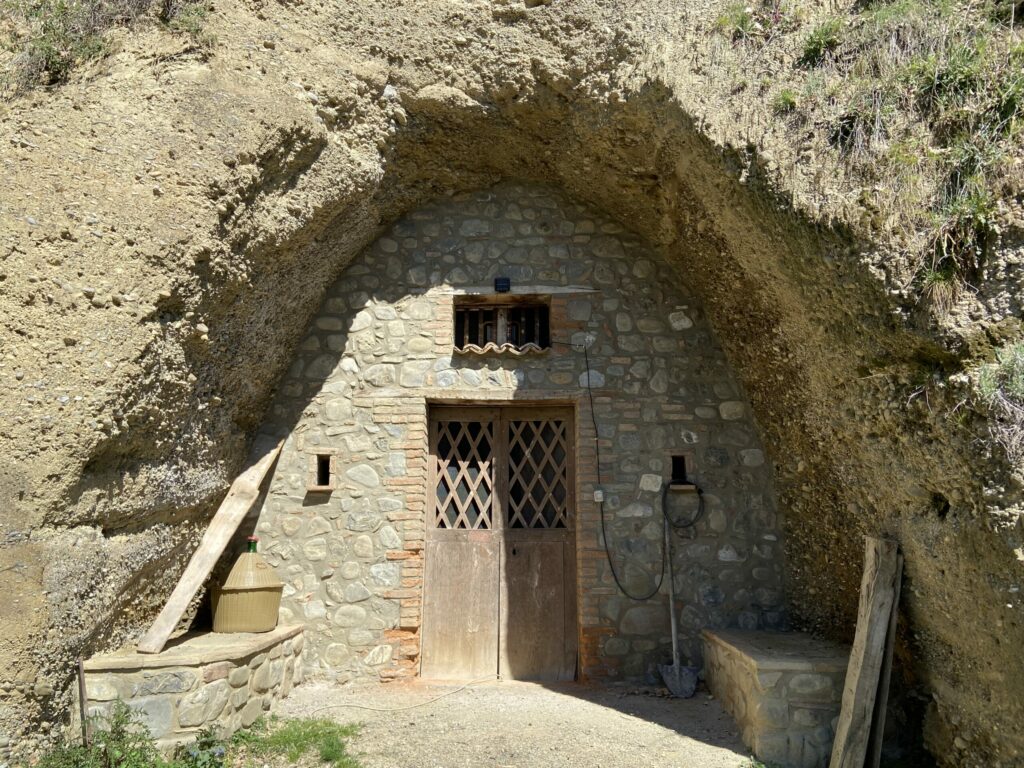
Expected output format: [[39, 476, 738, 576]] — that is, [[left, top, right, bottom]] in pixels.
[[829, 536, 901, 768], [137, 436, 284, 654], [867, 553, 904, 768]]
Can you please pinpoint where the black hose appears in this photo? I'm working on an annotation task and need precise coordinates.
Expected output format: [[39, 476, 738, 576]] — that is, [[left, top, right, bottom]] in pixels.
[[570, 341, 705, 601], [664, 482, 705, 532]]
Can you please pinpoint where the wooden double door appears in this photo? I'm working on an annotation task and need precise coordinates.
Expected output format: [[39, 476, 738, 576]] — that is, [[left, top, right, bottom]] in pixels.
[[421, 405, 577, 682]]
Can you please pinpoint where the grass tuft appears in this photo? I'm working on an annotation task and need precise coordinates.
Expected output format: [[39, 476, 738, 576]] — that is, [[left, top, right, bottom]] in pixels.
[[232, 716, 361, 768], [978, 342, 1024, 462], [716, 3, 758, 42], [919, 265, 962, 317], [773, 87, 798, 113], [800, 17, 844, 66], [715, 1, 802, 44], [829, 84, 895, 156], [162, 0, 214, 49], [36, 701, 165, 768], [29, 702, 361, 768]]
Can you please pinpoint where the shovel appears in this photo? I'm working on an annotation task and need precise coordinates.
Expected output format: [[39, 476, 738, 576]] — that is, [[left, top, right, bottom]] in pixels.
[[659, 483, 698, 698]]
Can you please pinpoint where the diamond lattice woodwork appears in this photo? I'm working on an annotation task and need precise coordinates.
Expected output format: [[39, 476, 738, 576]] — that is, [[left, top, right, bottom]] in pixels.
[[432, 420, 495, 530], [507, 419, 570, 529]]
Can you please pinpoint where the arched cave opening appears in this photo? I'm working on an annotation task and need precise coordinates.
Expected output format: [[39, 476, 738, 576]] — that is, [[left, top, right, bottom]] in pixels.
[[24, 79, 1016, 766]]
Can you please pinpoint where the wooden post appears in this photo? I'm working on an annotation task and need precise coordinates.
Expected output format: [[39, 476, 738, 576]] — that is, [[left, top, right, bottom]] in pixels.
[[829, 537, 901, 768], [867, 553, 904, 768], [137, 436, 283, 654], [77, 658, 89, 746]]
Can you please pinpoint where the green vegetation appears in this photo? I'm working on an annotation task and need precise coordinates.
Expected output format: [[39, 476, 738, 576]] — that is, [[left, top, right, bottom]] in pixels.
[[232, 717, 360, 768], [30, 702, 361, 768], [799, 17, 843, 66], [716, 3, 758, 41], [716, 1, 802, 44], [162, 0, 214, 48], [829, 84, 897, 156], [773, 88, 799, 114], [1, 0, 211, 94], [37, 702, 169, 768], [980, 342, 1024, 404], [721, 0, 1023, 310], [919, 265, 960, 316], [978, 342, 1024, 462]]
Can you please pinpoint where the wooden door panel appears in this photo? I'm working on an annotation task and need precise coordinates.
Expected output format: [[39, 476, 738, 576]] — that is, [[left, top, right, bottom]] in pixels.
[[499, 538, 574, 681], [420, 536, 499, 680], [422, 405, 577, 682]]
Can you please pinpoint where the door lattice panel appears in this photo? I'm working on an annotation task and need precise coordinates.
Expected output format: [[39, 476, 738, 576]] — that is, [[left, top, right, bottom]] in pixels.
[[508, 420, 570, 529], [433, 420, 495, 530]]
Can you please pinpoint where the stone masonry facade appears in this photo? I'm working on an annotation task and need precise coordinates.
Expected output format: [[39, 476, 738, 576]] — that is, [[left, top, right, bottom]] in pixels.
[[80, 627, 304, 748], [250, 183, 785, 683], [703, 629, 849, 768]]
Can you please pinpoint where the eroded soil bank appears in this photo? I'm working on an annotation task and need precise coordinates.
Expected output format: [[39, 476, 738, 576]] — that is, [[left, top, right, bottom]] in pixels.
[[1, 0, 1022, 764]]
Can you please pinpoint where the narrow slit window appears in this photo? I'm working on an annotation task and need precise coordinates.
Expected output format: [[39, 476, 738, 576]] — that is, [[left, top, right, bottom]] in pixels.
[[316, 455, 331, 487], [671, 455, 687, 484], [307, 453, 335, 492]]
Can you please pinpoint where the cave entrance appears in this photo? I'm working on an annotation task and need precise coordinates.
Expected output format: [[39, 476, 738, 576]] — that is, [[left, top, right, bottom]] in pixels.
[[420, 404, 577, 682], [250, 182, 784, 687]]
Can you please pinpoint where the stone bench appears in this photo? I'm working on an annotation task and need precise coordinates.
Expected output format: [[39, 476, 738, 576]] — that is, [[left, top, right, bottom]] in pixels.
[[703, 629, 849, 768], [81, 625, 304, 749]]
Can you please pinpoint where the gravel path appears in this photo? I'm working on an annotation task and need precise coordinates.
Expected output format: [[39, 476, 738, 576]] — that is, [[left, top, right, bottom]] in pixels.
[[280, 679, 751, 768]]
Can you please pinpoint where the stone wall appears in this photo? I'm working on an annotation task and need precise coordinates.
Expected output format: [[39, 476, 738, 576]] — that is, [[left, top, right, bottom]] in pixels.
[[80, 627, 303, 749], [251, 183, 784, 683], [703, 629, 849, 768]]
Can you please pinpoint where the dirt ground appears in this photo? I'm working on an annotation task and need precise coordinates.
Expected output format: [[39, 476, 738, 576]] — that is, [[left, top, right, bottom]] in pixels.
[[279, 679, 750, 768]]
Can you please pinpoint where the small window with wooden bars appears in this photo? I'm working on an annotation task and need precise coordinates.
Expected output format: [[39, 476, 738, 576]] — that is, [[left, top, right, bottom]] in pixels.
[[453, 297, 550, 355]]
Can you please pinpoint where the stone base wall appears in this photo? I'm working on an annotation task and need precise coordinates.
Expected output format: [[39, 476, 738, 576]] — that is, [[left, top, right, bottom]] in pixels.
[[80, 627, 304, 749], [703, 629, 849, 768]]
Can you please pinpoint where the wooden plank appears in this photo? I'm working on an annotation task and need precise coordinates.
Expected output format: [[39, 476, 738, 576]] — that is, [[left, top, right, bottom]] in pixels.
[[563, 410, 578, 679], [420, 536, 499, 680], [498, 406, 576, 681], [499, 537, 570, 681], [422, 408, 500, 680], [454, 293, 554, 307], [829, 537, 901, 768], [562, 538, 579, 680], [867, 553, 904, 768], [137, 436, 283, 654]]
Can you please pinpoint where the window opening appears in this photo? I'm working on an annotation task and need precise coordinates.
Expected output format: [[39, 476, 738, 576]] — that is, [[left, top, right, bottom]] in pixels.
[[311, 454, 331, 489], [432, 420, 494, 530], [671, 455, 687, 484], [453, 300, 550, 353], [507, 419, 569, 529]]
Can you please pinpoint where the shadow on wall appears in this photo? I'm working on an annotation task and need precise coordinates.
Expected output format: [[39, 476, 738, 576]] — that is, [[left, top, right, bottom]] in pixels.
[[210, 182, 784, 690]]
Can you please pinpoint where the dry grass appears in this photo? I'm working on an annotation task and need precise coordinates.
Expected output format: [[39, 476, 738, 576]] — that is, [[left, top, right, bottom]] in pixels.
[[0, 0, 210, 94], [979, 342, 1024, 463], [717, 0, 1024, 311]]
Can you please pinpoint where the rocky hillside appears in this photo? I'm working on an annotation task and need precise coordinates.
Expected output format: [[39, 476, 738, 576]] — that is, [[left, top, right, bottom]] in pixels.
[[1, 0, 1022, 764]]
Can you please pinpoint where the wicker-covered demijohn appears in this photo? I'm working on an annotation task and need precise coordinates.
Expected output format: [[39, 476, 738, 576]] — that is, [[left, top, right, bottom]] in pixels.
[[211, 536, 283, 633]]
